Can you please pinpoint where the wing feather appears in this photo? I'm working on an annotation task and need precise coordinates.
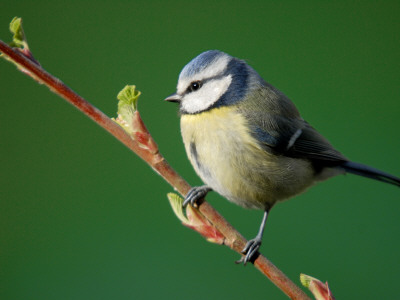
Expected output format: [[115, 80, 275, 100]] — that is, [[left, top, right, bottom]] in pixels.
[[238, 88, 347, 164]]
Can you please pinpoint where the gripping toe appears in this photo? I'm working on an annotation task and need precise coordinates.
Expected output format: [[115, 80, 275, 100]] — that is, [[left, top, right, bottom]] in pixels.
[[236, 238, 262, 265], [182, 185, 211, 207]]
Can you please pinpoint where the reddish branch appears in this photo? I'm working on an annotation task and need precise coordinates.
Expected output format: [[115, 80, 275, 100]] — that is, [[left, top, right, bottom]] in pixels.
[[0, 39, 310, 300]]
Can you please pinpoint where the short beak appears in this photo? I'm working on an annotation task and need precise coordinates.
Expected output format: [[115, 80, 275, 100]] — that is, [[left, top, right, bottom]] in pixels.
[[165, 93, 181, 103]]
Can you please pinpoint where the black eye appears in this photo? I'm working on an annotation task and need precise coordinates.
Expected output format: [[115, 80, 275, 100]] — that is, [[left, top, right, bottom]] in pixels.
[[189, 81, 202, 92]]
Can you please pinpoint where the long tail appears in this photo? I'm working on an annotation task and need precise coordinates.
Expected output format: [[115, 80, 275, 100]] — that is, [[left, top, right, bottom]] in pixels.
[[341, 161, 400, 187]]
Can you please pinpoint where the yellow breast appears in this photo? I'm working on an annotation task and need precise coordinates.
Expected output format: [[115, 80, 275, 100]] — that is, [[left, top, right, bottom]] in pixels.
[[180, 106, 315, 209]]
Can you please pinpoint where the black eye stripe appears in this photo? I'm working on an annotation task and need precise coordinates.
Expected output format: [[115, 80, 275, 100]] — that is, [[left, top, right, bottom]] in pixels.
[[185, 73, 228, 94], [192, 81, 201, 90], [186, 80, 203, 93], [187, 81, 202, 93]]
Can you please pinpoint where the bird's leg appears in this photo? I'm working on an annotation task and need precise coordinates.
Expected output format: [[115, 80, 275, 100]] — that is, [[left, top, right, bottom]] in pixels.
[[236, 209, 269, 265], [182, 185, 212, 207]]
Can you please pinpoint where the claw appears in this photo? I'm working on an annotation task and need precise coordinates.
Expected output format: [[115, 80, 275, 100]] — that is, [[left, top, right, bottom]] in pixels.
[[235, 210, 269, 265], [183, 185, 211, 207], [236, 238, 262, 265]]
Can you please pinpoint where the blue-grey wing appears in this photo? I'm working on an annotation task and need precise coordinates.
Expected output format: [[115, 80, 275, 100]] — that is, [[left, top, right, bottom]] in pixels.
[[244, 111, 348, 164]]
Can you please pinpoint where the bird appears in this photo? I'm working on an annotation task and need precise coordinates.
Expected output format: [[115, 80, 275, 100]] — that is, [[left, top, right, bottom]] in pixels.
[[165, 50, 400, 264]]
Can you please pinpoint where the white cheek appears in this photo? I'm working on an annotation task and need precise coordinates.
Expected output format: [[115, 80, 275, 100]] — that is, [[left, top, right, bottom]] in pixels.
[[181, 75, 232, 113]]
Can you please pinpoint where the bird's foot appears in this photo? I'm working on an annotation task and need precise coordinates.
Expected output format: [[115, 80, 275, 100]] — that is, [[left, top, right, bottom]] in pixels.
[[236, 237, 262, 265], [182, 185, 211, 207]]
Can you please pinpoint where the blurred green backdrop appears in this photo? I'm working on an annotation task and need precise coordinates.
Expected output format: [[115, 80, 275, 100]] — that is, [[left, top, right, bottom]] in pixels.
[[1, 1, 399, 299]]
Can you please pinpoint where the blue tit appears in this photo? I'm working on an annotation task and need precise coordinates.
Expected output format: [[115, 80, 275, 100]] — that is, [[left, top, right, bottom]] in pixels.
[[165, 50, 400, 264]]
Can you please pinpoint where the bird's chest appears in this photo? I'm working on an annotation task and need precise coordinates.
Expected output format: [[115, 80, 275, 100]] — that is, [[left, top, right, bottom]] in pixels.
[[181, 108, 244, 173], [180, 107, 267, 208]]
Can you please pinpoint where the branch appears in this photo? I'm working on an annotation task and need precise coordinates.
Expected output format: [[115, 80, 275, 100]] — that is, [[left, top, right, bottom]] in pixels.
[[0, 18, 311, 300]]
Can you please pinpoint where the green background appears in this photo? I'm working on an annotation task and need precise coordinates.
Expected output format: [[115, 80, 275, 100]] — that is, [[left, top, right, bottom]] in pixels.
[[1, 1, 399, 299]]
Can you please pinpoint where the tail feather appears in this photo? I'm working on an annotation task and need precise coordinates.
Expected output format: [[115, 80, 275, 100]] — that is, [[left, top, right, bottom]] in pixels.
[[341, 161, 400, 187]]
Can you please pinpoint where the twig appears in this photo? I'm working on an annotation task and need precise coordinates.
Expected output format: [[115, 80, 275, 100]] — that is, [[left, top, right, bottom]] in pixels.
[[0, 32, 310, 300]]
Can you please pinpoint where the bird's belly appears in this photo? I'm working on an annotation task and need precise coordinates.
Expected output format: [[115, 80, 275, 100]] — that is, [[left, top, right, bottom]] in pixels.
[[181, 107, 315, 210]]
